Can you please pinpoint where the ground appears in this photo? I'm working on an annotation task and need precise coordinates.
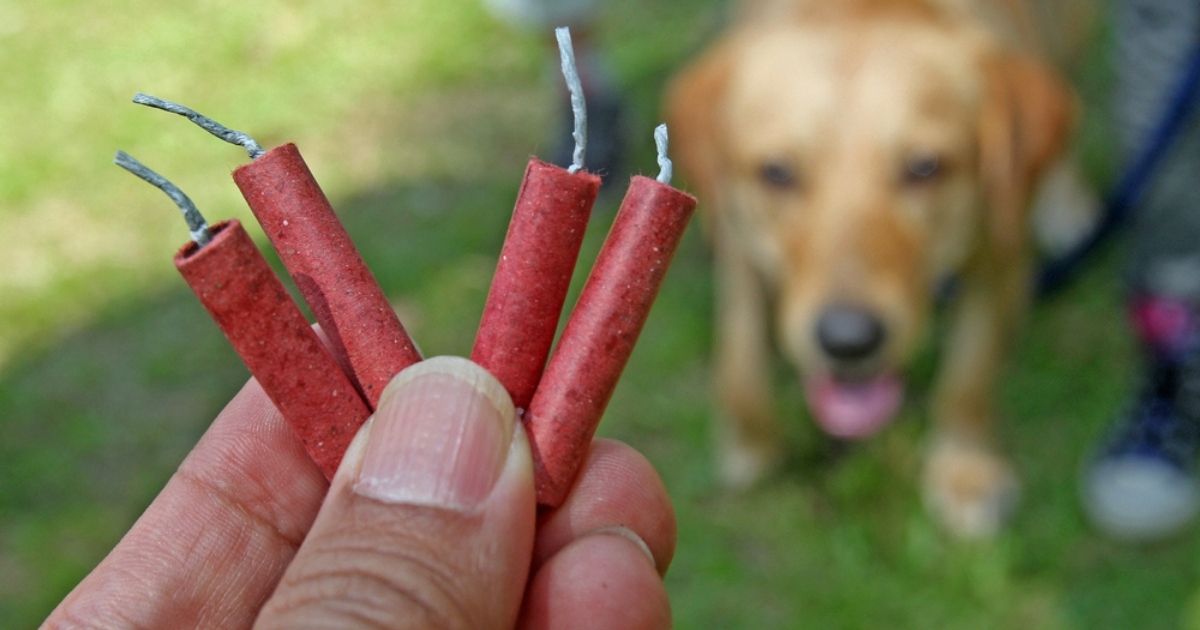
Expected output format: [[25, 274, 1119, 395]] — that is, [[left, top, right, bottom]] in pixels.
[[3, 1, 1200, 627]]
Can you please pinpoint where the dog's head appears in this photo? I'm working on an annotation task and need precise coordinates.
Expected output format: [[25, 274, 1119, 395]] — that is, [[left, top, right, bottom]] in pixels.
[[667, 1, 1073, 438]]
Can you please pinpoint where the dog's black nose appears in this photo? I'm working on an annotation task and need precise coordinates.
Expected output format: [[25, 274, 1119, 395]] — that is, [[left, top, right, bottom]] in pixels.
[[815, 304, 886, 361]]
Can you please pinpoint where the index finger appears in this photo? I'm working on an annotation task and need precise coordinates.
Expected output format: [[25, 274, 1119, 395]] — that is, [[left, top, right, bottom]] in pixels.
[[46, 377, 327, 628], [534, 439, 677, 575]]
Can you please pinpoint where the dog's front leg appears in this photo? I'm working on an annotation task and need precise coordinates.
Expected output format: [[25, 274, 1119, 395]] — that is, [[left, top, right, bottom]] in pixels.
[[924, 255, 1030, 537], [713, 228, 783, 488]]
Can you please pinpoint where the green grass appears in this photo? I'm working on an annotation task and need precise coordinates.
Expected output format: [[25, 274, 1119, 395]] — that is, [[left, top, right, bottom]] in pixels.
[[4, 1, 1200, 627]]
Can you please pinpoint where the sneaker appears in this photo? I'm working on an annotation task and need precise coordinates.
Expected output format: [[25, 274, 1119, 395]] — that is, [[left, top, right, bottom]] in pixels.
[[1084, 385, 1200, 541]]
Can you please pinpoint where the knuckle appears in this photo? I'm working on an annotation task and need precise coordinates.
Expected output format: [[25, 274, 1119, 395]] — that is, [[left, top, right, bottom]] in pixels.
[[260, 532, 476, 629]]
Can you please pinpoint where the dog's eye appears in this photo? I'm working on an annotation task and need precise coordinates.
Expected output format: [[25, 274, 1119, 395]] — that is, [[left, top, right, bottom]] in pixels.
[[758, 161, 798, 190], [902, 154, 942, 185]]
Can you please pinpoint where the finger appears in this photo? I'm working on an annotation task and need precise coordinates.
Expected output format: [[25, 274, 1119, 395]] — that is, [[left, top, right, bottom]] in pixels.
[[534, 439, 676, 575], [46, 377, 328, 628], [257, 356, 536, 629], [518, 530, 671, 630]]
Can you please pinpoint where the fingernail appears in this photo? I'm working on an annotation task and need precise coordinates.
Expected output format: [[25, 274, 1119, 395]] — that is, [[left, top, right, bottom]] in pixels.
[[589, 526, 657, 571], [354, 356, 516, 510]]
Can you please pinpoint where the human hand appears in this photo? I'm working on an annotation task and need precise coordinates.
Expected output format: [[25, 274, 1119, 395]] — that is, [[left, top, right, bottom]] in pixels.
[[46, 356, 676, 628]]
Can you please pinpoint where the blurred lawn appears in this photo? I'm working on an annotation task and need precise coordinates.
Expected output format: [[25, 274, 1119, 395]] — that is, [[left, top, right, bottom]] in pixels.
[[3, 0, 1200, 627]]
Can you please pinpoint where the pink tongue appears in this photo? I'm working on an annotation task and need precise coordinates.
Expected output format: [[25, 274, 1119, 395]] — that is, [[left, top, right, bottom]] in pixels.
[[804, 373, 904, 439]]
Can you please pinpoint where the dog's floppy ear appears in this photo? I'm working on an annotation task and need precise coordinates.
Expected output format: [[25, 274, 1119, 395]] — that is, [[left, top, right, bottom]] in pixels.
[[665, 36, 738, 211], [978, 52, 1075, 257]]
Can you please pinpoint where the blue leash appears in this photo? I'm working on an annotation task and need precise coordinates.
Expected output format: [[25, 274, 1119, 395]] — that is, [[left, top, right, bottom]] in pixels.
[[1037, 41, 1200, 297]]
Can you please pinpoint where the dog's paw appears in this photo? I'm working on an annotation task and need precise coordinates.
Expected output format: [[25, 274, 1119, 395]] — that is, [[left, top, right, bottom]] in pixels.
[[716, 431, 782, 490], [921, 436, 1019, 538], [1031, 159, 1100, 258]]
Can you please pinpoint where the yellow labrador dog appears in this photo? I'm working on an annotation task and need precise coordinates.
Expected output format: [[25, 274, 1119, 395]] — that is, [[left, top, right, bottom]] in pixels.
[[667, 0, 1086, 536]]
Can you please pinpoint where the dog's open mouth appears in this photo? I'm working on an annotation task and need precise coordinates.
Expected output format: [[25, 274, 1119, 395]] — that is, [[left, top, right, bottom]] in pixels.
[[804, 372, 905, 439]]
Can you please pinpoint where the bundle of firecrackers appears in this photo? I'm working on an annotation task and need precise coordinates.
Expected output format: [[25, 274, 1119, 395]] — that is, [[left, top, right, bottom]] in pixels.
[[116, 29, 696, 507]]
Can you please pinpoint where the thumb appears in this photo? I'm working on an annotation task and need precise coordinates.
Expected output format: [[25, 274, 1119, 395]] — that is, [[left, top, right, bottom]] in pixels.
[[256, 356, 536, 629]]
